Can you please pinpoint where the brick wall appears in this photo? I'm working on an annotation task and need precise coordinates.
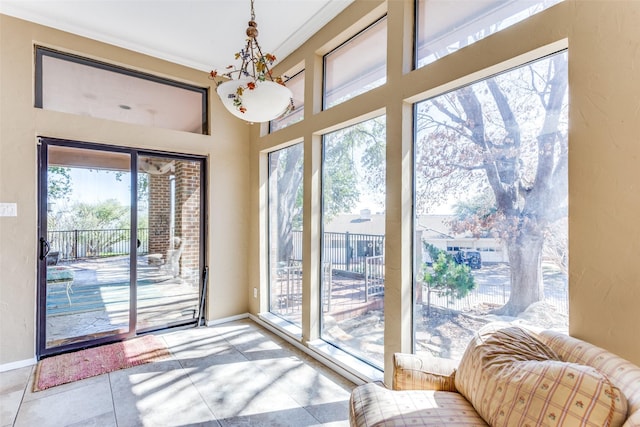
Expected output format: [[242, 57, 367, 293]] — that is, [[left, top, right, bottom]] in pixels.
[[148, 172, 171, 255], [146, 159, 201, 281], [174, 161, 201, 281]]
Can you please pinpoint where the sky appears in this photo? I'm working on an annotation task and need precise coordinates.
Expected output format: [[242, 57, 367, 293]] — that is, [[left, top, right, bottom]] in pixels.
[[59, 168, 131, 208]]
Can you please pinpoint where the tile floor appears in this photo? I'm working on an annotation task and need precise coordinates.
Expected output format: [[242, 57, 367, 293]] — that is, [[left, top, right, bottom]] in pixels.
[[0, 320, 357, 426]]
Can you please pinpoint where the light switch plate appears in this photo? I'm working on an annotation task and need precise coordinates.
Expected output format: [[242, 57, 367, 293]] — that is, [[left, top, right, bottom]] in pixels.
[[0, 203, 17, 217]]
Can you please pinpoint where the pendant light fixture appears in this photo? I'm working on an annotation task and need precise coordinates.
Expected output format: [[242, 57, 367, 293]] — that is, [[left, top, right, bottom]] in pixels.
[[210, 0, 294, 123]]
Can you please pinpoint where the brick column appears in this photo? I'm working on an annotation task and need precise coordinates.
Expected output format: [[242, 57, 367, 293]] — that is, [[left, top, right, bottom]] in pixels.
[[174, 161, 201, 281], [148, 173, 171, 256]]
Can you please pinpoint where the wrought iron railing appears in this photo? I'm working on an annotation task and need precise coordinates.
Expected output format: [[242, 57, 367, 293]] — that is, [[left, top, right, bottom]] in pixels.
[[421, 279, 569, 316], [291, 230, 385, 275], [47, 228, 149, 261], [364, 255, 385, 301]]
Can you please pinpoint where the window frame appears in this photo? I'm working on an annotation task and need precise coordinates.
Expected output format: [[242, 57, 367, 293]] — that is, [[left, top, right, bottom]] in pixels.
[[413, 0, 563, 69], [411, 49, 569, 357], [269, 69, 306, 133], [322, 15, 388, 111], [319, 114, 387, 369], [266, 142, 305, 328], [34, 46, 209, 135]]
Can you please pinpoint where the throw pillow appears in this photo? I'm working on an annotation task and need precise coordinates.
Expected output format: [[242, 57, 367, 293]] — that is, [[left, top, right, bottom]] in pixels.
[[455, 325, 628, 427]]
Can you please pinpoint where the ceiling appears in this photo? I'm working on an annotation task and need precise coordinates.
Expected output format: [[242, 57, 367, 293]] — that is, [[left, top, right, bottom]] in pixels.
[[0, 0, 354, 72]]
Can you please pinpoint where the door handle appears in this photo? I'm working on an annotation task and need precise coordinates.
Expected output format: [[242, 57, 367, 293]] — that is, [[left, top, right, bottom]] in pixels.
[[40, 237, 50, 261]]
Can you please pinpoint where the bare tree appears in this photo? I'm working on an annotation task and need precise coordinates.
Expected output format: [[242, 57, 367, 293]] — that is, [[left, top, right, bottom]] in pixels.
[[415, 53, 568, 316]]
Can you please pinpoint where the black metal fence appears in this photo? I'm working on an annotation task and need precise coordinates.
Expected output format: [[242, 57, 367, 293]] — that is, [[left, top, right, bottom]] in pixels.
[[364, 255, 385, 300], [270, 260, 333, 320], [48, 228, 149, 261], [292, 230, 385, 275], [421, 279, 569, 316]]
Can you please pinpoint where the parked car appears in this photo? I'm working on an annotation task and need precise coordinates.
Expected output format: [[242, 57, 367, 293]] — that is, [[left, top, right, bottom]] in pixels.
[[454, 250, 482, 269]]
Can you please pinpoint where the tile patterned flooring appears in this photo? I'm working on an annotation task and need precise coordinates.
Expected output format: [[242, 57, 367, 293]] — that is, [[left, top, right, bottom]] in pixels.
[[0, 320, 357, 426]]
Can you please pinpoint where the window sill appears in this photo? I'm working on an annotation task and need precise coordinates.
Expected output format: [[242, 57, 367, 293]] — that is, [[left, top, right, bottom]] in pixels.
[[252, 312, 384, 385]]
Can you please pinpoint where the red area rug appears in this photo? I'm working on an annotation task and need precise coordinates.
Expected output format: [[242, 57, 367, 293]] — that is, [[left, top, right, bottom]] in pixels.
[[33, 335, 171, 391]]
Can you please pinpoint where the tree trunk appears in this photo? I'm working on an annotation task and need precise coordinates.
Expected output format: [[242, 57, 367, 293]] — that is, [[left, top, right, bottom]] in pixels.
[[495, 232, 545, 316], [274, 145, 303, 263]]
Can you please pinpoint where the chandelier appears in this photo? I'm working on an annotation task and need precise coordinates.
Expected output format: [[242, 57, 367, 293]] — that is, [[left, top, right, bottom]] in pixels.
[[210, 0, 293, 123]]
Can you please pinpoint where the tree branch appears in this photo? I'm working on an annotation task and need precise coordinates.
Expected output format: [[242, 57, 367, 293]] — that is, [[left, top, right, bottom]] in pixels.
[[454, 86, 513, 212], [530, 55, 568, 205]]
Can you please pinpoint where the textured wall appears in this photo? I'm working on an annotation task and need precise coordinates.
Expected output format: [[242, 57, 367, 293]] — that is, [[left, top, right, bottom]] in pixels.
[[0, 14, 249, 367]]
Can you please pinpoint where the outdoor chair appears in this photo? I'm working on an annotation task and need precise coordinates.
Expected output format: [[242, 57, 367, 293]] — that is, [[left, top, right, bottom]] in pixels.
[[147, 237, 184, 278], [164, 237, 183, 278], [46, 251, 60, 266]]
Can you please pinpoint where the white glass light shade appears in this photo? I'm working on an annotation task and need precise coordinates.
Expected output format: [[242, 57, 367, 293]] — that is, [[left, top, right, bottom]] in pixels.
[[217, 77, 293, 123]]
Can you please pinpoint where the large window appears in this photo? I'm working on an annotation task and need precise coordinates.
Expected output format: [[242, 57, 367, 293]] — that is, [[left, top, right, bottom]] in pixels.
[[35, 47, 208, 134], [413, 51, 568, 360], [268, 144, 304, 328], [321, 116, 386, 368], [416, 0, 562, 68], [270, 70, 305, 132], [323, 17, 387, 109]]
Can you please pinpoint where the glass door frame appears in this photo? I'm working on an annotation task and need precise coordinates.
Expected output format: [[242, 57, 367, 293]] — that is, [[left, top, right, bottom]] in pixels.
[[37, 137, 207, 358]]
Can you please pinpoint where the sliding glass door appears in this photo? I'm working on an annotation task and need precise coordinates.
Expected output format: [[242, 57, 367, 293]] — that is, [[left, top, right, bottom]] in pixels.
[[38, 139, 206, 357], [136, 155, 204, 331]]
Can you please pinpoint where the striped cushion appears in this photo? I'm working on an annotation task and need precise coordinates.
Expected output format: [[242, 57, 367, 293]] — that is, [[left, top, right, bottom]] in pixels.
[[349, 383, 488, 427], [539, 329, 640, 420], [455, 326, 628, 427], [393, 353, 458, 392]]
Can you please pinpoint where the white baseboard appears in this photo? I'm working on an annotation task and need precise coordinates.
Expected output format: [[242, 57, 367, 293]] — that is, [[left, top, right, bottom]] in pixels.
[[206, 312, 249, 326], [0, 357, 36, 373]]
